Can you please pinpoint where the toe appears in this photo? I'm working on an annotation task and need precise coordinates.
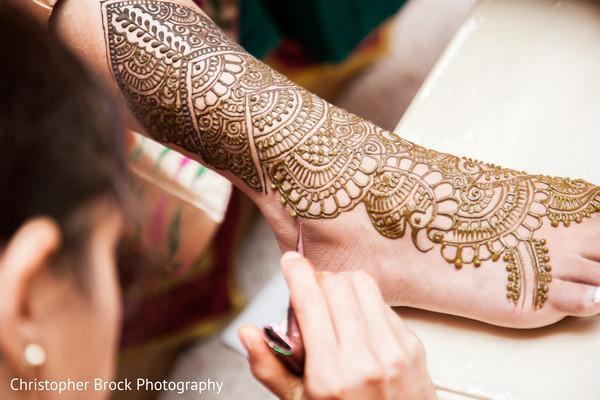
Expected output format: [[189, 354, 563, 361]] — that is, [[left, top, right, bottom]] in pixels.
[[548, 279, 600, 317], [576, 215, 600, 262], [553, 257, 600, 287]]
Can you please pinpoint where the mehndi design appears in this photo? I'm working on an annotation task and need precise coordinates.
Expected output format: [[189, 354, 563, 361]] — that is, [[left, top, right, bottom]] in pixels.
[[102, 0, 600, 309]]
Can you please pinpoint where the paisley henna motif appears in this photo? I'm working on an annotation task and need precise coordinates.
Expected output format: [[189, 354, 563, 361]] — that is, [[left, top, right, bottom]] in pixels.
[[104, 1, 261, 189], [102, 0, 600, 309]]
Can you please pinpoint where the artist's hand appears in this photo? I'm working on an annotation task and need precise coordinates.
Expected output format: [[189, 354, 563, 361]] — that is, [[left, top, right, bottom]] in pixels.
[[238, 252, 437, 400]]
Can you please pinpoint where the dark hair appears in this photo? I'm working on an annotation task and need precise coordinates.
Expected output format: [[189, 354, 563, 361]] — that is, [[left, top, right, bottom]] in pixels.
[[0, 3, 128, 267]]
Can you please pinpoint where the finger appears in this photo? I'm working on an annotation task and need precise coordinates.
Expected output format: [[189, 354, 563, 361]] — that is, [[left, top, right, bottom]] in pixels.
[[318, 272, 370, 351], [238, 325, 303, 400], [280, 252, 338, 361], [316, 273, 391, 399], [349, 271, 407, 358], [385, 307, 428, 365], [349, 272, 430, 395], [386, 306, 417, 341]]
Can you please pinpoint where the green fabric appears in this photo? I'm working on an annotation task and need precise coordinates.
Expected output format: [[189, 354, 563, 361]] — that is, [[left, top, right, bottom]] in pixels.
[[240, 0, 281, 59], [240, 0, 408, 62]]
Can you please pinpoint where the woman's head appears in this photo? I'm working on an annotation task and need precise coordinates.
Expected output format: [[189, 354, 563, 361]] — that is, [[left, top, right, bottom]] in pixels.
[[0, 1, 127, 264], [0, 3, 128, 398]]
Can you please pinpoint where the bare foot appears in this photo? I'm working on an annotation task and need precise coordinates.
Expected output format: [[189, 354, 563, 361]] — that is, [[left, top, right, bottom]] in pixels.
[[263, 153, 600, 328], [56, 0, 600, 328]]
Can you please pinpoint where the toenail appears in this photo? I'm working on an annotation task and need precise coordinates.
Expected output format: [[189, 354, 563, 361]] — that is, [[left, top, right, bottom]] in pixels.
[[585, 287, 600, 306], [594, 288, 600, 304]]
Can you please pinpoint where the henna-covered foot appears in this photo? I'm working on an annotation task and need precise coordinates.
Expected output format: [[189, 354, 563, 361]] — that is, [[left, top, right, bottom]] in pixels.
[[55, 0, 600, 327]]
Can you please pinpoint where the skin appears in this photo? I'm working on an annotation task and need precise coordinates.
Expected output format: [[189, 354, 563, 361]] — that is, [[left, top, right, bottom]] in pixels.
[[51, 0, 600, 327], [239, 253, 437, 400], [0, 206, 123, 400]]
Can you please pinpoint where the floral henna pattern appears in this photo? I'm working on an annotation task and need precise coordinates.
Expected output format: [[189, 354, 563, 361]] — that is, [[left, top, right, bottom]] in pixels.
[[103, 1, 261, 189], [102, 0, 600, 309]]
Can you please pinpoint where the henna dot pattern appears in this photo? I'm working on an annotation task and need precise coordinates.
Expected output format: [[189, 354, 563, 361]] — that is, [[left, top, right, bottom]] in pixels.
[[102, 0, 600, 309]]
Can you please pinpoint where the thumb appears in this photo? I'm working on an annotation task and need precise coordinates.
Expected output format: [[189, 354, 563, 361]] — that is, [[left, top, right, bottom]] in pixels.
[[238, 325, 304, 400]]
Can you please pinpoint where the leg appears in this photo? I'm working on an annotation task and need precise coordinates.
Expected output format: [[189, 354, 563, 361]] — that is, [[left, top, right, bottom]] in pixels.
[[52, 0, 600, 327]]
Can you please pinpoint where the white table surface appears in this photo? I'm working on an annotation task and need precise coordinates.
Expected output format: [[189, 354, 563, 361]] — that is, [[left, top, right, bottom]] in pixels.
[[393, 0, 600, 398]]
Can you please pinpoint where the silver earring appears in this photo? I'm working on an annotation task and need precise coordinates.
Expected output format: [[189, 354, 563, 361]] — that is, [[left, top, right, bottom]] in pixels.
[[24, 343, 46, 367]]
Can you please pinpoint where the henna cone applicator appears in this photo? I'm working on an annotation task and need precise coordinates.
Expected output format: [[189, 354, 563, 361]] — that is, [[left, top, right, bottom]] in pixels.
[[263, 225, 306, 376]]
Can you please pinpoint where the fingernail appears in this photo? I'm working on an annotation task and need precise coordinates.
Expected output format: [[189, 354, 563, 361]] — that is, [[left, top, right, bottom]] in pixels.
[[239, 333, 253, 359], [281, 251, 303, 262]]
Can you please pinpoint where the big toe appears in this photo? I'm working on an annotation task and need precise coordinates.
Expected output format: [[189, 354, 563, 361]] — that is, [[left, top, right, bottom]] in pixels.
[[548, 278, 600, 318]]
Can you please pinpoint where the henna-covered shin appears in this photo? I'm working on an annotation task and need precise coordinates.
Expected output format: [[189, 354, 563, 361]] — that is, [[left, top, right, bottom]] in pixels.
[[101, 0, 600, 309]]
